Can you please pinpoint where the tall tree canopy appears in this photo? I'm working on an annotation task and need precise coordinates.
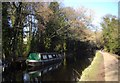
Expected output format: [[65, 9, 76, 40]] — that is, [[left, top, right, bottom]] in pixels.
[[2, 2, 97, 62]]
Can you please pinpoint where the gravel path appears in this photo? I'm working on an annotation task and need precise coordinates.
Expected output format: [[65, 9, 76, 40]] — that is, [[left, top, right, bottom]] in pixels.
[[80, 51, 119, 81], [100, 51, 119, 81]]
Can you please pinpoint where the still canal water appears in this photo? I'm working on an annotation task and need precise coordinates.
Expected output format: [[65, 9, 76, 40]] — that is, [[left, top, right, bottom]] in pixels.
[[2, 57, 91, 82]]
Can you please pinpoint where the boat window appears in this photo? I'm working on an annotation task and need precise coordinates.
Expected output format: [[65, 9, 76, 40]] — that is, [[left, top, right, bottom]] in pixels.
[[43, 55, 47, 59], [53, 54, 55, 57], [38, 54, 41, 59], [48, 55, 52, 59], [57, 54, 59, 57], [58, 54, 61, 57], [53, 54, 56, 58]]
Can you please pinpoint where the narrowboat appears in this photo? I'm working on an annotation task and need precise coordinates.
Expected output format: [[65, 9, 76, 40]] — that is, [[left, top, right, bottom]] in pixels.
[[26, 53, 63, 67]]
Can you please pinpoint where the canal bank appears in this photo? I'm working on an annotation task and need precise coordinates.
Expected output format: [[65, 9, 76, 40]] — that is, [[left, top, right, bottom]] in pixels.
[[79, 50, 119, 81]]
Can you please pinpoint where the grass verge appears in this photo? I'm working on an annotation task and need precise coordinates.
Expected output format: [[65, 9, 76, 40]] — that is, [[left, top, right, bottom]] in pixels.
[[79, 51, 104, 81]]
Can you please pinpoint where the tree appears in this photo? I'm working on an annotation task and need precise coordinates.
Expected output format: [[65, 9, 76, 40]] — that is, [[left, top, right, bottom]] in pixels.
[[101, 14, 120, 55], [2, 2, 12, 60], [2, 2, 35, 60]]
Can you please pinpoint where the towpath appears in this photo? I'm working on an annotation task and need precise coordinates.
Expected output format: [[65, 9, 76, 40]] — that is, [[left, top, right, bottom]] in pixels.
[[80, 50, 119, 81]]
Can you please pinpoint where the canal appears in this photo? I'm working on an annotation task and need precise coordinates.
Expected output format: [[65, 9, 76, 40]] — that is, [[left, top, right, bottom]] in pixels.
[[2, 55, 91, 82]]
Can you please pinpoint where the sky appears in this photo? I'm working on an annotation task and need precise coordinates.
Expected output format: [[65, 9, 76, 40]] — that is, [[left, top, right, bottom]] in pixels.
[[62, 0, 118, 31]]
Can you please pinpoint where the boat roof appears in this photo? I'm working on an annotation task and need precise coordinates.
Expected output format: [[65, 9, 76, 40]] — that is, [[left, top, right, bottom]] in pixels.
[[29, 52, 60, 55]]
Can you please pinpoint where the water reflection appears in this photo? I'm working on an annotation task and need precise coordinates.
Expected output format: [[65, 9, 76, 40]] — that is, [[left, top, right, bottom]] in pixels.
[[24, 63, 62, 82], [2, 58, 90, 82]]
